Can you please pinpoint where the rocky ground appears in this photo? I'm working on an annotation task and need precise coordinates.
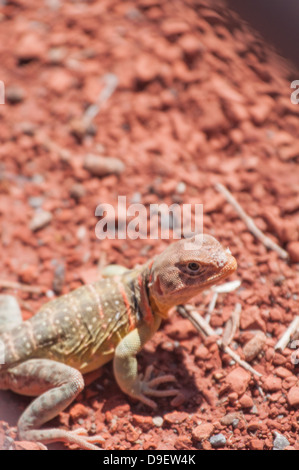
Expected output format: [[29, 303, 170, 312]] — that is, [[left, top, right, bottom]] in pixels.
[[0, 0, 299, 450]]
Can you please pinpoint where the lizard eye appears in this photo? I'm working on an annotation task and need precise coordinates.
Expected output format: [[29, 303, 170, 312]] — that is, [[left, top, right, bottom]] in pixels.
[[186, 262, 201, 273]]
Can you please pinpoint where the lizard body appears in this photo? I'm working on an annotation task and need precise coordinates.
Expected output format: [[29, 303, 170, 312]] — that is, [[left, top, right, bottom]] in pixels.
[[0, 234, 237, 450]]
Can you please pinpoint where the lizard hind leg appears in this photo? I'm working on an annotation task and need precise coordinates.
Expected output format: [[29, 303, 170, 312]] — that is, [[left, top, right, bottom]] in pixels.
[[7, 359, 104, 450], [0, 295, 23, 334]]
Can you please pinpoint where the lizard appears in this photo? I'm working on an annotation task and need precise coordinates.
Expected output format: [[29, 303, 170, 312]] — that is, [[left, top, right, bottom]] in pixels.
[[0, 234, 237, 450]]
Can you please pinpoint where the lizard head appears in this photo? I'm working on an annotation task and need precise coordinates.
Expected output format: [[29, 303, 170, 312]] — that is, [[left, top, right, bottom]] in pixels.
[[148, 234, 237, 318]]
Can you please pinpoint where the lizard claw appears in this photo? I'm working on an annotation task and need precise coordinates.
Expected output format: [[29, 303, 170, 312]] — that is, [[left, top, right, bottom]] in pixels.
[[137, 366, 181, 409], [68, 427, 105, 450]]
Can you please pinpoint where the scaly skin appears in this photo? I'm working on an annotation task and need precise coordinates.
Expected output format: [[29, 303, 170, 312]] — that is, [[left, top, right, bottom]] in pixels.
[[0, 234, 237, 450]]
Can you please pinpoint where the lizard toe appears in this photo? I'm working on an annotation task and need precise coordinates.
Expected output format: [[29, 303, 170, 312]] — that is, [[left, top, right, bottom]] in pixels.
[[139, 367, 180, 405]]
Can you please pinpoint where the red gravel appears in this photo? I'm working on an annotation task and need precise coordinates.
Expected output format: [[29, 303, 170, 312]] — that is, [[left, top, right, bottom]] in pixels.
[[0, 0, 299, 451]]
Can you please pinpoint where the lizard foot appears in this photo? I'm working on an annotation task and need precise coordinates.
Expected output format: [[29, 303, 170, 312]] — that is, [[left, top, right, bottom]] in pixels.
[[20, 427, 105, 451], [138, 365, 180, 409], [67, 427, 105, 450]]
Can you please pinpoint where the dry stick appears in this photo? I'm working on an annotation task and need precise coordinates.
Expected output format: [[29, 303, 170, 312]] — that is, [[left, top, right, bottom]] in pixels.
[[205, 291, 218, 324], [37, 74, 119, 160], [221, 302, 241, 347], [82, 73, 119, 129], [0, 280, 44, 295], [274, 316, 299, 351], [215, 183, 289, 260], [205, 280, 241, 324], [178, 304, 262, 378]]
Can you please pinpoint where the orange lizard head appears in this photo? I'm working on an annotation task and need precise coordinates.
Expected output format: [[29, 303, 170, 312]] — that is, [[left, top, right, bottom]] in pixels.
[[148, 234, 237, 317]]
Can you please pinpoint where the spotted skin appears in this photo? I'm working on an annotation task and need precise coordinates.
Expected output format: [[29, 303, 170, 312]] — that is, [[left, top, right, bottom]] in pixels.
[[0, 235, 237, 450]]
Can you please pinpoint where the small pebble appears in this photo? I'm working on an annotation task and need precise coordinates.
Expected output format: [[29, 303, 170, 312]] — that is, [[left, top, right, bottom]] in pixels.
[[209, 433, 227, 448], [28, 196, 44, 209], [273, 431, 290, 450], [176, 181, 186, 194], [6, 85, 26, 104], [29, 210, 52, 232], [48, 47, 66, 64], [152, 416, 164, 427], [70, 183, 86, 200], [243, 331, 267, 362], [83, 154, 125, 177], [46, 290, 55, 298], [232, 419, 239, 429], [192, 423, 214, 442]]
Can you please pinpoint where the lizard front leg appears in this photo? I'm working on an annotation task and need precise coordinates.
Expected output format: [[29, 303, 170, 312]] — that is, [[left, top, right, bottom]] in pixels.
[[4, 359, 104, 450], [113, 315, 180, 409]]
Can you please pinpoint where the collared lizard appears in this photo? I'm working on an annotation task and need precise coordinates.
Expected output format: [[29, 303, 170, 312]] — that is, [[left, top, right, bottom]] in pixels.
[[0, 234, 237, 450]]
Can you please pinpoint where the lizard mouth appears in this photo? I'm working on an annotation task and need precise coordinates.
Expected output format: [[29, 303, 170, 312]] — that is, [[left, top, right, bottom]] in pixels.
[[205, 254, 237, 286]]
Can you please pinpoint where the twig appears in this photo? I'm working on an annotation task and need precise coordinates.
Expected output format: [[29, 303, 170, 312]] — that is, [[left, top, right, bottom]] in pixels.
[[0, 280, 44, 295], [82, 73, 119, 128], [274, 316, 299, 351], [221, 302, 241, 347], [178, 304, 262, 377], [205, 291, 218, 323], [205, 280, 241, 323], [215, 183, 289, 260], [178, 304, 215, 337]]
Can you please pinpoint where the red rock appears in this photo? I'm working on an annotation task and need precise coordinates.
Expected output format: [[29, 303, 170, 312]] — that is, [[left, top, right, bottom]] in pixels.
[[269, 308, 284, 322], [247, 420, 261, 432], [194, 345, 210, 360], [282, 376, 298, 390], [69, 403, 89, 421], [84, 154, 125, 177], [192, 423, 214, 442], [161, 19, 189, 36], [18, 265, 38, 284], [263, 375, 282, 392], [163, 411, 189, 424], [275, 367, 293, 379], [272, 353, 287, 366], [174, 435, 192, 450], [46, 69, 75, 94], [132, 415, 154, 432], [16, 33, 47, 60], [287, 387, 299, 408], [288, 242, 299, 263], [243, 331, 267, 361], [220, 412, 241, 426], [179, 34, 204, 56], [240, 306, 266, 331], [249, 439, 264, 450], [134, 54, 161, 82], [225, 368, 251, 396], [249, 96, 274, 125], [239, 394, 254, 409]]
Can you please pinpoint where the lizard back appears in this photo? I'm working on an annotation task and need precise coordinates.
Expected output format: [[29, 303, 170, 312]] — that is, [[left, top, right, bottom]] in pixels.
[[0, 269, 152, 374]]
